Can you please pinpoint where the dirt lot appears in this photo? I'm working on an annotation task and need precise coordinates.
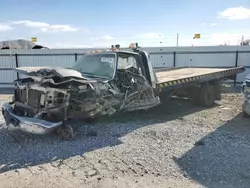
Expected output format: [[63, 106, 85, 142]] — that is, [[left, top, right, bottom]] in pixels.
[[0, 89, 250, 188]]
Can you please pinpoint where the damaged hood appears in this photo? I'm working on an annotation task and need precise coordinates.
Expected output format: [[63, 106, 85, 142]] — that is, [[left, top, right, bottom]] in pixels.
[[14, 66, 87, 79]]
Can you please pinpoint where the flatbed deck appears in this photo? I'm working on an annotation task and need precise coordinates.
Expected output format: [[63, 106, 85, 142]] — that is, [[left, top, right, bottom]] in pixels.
[[155, 67, 245, 90]]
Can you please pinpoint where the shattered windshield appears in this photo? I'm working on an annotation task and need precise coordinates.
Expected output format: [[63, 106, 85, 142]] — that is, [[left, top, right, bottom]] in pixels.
[[72, 53, 116, 79]]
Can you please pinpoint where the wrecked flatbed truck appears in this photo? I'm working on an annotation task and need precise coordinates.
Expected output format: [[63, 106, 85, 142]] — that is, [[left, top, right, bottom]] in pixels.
[[2, 43, 245, 139]]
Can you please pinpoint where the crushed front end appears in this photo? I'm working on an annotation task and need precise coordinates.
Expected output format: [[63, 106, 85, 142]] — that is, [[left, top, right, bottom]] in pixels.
[[2, 68, 122, 137], [2, 70, 122, 135], [1, 78, 67, 135]]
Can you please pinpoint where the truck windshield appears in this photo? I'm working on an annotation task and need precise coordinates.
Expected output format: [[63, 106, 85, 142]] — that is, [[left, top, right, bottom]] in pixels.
[[72, 53, 116, 79]]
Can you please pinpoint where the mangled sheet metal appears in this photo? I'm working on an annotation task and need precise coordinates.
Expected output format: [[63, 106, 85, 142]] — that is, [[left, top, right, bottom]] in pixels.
[[2, 52, 160, 139]]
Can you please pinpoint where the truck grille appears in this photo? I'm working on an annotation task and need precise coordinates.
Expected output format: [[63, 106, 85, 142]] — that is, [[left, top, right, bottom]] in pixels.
[[15, 89, 44, 109], [14, 89, 27, 103], [28, 89, 43, 108]]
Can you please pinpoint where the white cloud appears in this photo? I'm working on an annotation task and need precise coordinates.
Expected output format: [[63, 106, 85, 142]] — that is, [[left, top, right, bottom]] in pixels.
[[201, 23, 217, 27], [8, 20, 78, 32], [218, 7, 250, 20], [90, 36, 115, 41], [134, 33, 163, 39], [41, 25, 78, 32], [8, 20, 49, 28], [0, 24, 12, 31], [46, 42, 93, 48]]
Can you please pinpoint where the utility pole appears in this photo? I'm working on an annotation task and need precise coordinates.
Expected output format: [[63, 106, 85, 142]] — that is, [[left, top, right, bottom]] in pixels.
[[176, 33, 179, 47], [8, 37, 12, 62]]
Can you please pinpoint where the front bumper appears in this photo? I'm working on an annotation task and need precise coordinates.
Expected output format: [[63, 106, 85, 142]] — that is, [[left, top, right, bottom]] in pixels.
[[2, 103, 63, 135]]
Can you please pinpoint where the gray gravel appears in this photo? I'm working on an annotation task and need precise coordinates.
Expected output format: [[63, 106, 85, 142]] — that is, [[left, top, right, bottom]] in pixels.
[[0, 92, 250, 188]]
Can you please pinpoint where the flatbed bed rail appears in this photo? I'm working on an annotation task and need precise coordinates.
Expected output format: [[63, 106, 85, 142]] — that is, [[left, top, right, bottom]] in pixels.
[[156, 66, 245, 91]]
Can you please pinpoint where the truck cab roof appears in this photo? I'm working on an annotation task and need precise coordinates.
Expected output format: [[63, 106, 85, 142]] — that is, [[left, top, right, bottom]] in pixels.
[[93, 50, 139, 56]]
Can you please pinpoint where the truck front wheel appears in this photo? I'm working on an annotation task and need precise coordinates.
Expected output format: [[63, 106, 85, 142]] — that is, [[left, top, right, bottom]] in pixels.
[[55, 123, 74, 140], [198, 85, 215, 107]]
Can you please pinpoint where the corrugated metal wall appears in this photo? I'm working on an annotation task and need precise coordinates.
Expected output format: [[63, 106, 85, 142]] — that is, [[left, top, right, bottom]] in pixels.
[[0, 46, 249, 88]]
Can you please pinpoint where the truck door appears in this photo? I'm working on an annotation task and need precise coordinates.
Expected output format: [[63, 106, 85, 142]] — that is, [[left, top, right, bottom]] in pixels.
[[137, 52, 152, 85], [115, 52, 160, 111]]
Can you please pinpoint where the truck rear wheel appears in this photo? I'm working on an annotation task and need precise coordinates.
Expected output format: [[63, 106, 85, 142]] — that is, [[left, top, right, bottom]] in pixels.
[[198, 85, 215, 107]]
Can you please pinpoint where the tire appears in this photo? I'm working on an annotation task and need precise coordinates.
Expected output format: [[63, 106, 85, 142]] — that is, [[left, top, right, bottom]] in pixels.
[[55, 123, 74, 140], [159, 91, 173, 104], [191, 87, 200, 105], [198, 85, 215, 107]]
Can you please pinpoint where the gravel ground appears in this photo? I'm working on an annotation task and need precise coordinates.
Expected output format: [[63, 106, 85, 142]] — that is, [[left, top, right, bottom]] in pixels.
[[0, 90, 249, 188]]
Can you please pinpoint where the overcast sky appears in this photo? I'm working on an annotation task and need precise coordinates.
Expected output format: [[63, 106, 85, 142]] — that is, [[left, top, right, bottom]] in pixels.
[[0, 0, 250, 48]]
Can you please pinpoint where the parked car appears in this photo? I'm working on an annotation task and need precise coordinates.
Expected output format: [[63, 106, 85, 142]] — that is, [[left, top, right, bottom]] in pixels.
[[242, 73, 250, 117]]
